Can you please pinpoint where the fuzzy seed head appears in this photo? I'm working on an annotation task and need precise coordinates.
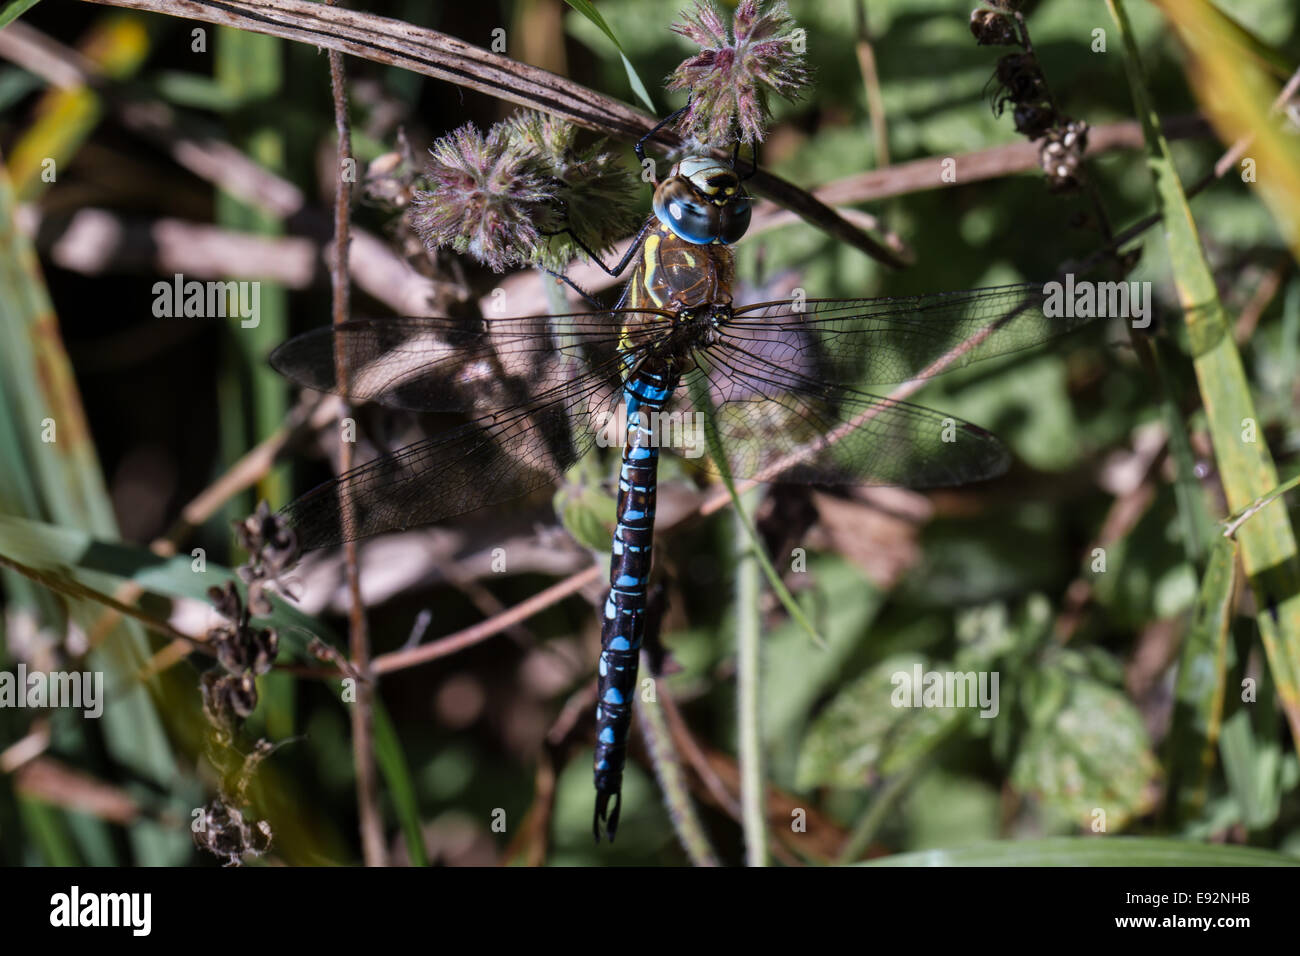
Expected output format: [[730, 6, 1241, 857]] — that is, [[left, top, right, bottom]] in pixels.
[[667, 0, 810, 146], [410, 123, 558, 273]]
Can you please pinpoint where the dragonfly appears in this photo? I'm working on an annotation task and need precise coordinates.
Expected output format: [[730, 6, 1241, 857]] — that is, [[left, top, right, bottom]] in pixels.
[[270, 114, 1094, 842]]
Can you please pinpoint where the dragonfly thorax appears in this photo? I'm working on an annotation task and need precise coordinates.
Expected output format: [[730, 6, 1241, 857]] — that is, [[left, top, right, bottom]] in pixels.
[[669, 304, 729, 352], [652, 156, 751, 246]]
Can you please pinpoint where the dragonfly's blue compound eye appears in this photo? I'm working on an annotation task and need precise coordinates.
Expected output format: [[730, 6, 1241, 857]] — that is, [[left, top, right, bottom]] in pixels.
[[662, 196, 718, 243], [653, 167, 751, 245], [717, 196, 751, 245]]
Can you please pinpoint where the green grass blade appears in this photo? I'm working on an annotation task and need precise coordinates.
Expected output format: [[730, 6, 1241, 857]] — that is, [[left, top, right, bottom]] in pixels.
[[1146, 3, 1300, 267], [637, 656, 719, 867], [215, 23, 292, 736], [686, 373, 825, 647], [1152, 338, 1216, 564], [371, 700, 429, 867], [733, 486, 767, 867], [1108, 0, 1300, 744], [562, 0, 656, 113], [864, 837, 1299, 866], [1223, 475, 1300, 538], [0, 162, 183, 864], [17, 797, 80, 866], [0, 0, 43, 30], [1164, 535, 1234, 822], [5, 13, 151, 200]]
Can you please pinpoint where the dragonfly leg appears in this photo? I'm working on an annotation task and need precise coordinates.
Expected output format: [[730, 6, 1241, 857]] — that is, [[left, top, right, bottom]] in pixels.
[[734, 139, 759, 181], [540, 190, 651, 279], [542, 216, 652, 279], [634, 101, 692, 179], [540, 268, 604, 310]]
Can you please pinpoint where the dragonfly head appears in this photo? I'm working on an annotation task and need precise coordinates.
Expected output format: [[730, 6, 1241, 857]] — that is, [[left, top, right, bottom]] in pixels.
[[653, 156, 752, 246]]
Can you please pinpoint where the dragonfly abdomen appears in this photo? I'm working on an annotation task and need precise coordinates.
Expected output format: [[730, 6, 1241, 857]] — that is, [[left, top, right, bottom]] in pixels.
[[593, 363, 679, 841]]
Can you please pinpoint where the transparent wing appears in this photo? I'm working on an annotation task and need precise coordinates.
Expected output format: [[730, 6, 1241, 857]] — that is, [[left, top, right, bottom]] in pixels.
[[679, 341, 1009, 489], [269, 310, 672, 414], [281, 350, 631, 550], [724, 282, 1088, 387]]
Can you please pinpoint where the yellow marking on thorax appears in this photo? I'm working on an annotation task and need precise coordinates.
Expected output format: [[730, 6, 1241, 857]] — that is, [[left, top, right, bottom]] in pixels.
[[617, 232, 664, 356], [640, 232, 670, 309]]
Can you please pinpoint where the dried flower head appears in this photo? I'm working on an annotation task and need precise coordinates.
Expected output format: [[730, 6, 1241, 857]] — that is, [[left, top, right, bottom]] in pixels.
[[969, 5, 1022, 47], [410, 122, 559, 273], [207, 581, 279, 677], [666, 0, 810, 146], [193, 799, 273, 867], [235, 501, 298, 616], [502, 111, 641, 270], [410, 115, 639, 274], [1039, 120, 1089, 191]]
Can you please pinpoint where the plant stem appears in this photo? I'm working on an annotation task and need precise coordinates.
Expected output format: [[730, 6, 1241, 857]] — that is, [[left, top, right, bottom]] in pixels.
[[638, 659, 719, 867], [735, 487, 766, 866]]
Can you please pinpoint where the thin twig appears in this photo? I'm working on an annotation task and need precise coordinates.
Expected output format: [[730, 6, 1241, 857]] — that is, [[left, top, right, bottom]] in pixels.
[[22, 207, 319, 284], [325, 18, 385, 868], [854, 0, 889, 168], [370, 565, 602, 674]]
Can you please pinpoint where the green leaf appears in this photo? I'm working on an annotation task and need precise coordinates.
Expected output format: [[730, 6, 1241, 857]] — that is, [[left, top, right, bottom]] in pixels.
[[763, 556, 883, 749], [372, 700, 429, 867], [1011, 673, 1159, 830], [562, 0, 656, 113], [0, 0, 43, 30], [797, 654, 968, 789], [864, 837, 1300, 866], [553, 466, 617, 553]]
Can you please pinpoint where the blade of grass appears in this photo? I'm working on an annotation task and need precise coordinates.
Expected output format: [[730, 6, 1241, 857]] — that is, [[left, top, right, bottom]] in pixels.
[[371, 699, 428, 867], [0, 0, 43, 29], [686, 373, 825, 647], [0, 161, 184, 864], [1164, 534, 1234, 823], [734, 485, 766, 867], [637, 657, 718, 867], [17, 797, 79, 865], [214, 21, 293, 741], [1149, 0, 1300, 265], [864, 837, 1299, 866], [1223, 474, 1300, 538], [562, 0, 656, 113], [5, 11, 151, 200], [1108, 0, 1300, 745], [1152, 338, 1216, 565]]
